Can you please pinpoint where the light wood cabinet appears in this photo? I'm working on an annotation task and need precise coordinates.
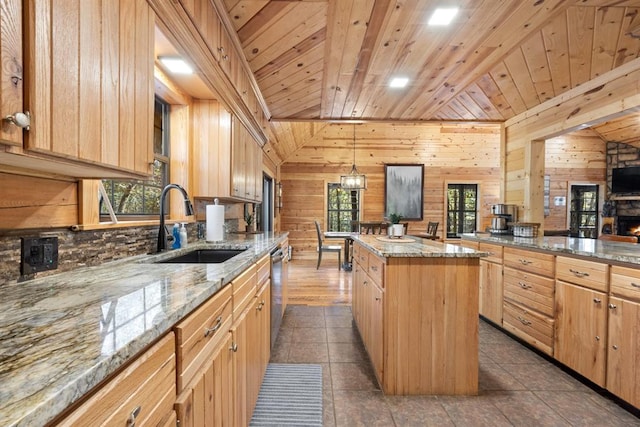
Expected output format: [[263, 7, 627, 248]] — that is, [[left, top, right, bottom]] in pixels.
[[478, 242, 503, 325], [0, 0, 23, 147], [503, 247, 555, 355], [606, 296, 640, 408], [555, 280, 608, 386], [353, 241, 479, 395], [231, 118, 263, 202], [1, 0, 155, 178], [55, 333, 176, 426]]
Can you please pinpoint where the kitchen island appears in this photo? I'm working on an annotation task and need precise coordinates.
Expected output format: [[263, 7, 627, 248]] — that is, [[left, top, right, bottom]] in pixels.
[[0, 233, 287, 427], [351, 235, 488, 395]]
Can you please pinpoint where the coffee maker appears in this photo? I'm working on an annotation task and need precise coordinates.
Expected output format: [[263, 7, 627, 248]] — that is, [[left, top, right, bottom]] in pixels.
[[490, 204, 518, 234]]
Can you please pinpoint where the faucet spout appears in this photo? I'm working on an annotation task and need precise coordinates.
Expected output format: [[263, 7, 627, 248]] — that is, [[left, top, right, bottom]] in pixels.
[[157, 184, 194, 253]]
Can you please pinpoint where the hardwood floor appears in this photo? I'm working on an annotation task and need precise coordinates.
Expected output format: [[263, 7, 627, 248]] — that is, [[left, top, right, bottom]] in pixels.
[[287, 259, 352, 306]]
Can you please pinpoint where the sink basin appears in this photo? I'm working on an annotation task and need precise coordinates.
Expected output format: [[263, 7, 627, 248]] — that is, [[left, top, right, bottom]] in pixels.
[[157, 249, 246, 264]]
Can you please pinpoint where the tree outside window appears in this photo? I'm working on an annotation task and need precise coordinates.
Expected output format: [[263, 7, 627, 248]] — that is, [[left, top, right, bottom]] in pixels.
[[447, 184, 478, 238], [100, 97, 169, 218], [327, 183, 360, 232]]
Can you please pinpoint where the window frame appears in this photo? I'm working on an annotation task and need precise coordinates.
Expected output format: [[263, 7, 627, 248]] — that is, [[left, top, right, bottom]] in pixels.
[[327, 183, 361, 232], [446, 182, 479, 238]]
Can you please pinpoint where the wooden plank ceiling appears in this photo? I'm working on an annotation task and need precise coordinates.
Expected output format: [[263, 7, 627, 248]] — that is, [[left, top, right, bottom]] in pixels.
[[221, 0, 640, 162]]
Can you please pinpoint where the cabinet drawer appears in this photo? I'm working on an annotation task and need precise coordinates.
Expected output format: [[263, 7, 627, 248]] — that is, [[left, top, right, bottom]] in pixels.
[[57, 333, 176, 426], [611, 265, 640, 301], [354, 244, 368, 270], [257, 254, 270, 286], [175, 285, 232, 391], [504, 247, 554, 277], [479, 242, 503, 264], [503, 267, 555, 317], [367, 253, 385, 287], [503, 300, 554, 356], [556, 256, 608, 292], [460, 240, 479, 250], [233, 265, 258, 318]]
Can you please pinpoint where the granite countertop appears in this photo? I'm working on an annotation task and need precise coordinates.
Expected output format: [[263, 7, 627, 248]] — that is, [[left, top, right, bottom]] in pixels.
[[0, 232, 287, 427], [354, 234, 489, 258], [462, 232, 640, 266]]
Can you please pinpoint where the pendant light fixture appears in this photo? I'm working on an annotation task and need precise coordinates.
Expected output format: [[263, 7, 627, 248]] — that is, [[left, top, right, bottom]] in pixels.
[[340, 124, 367, 190]]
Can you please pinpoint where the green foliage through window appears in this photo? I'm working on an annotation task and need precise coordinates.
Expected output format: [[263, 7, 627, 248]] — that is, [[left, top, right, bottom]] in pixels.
[[327, 183, 360, 232], [447, 184, 477, 238], [101, 97, 169, 217]]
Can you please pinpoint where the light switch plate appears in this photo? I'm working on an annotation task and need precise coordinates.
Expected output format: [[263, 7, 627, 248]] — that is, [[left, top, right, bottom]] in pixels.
[[21, 237, 58, 275]]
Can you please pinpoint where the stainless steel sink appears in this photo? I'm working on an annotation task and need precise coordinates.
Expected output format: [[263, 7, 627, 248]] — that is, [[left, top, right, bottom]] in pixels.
[[156, 249, 246, 264]]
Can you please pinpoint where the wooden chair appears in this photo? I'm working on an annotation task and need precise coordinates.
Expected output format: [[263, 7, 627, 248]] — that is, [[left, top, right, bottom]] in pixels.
[[426, 221, 439, 237], [314, 220, 342, 269], [598, 234, 638, 243]]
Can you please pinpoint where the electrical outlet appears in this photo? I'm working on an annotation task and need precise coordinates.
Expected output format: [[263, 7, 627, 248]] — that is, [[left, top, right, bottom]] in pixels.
[[21, 237, 58, 275]]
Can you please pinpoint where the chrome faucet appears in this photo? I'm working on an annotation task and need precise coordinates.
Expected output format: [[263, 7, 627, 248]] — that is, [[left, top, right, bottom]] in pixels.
[[157, 184, 194, 253]]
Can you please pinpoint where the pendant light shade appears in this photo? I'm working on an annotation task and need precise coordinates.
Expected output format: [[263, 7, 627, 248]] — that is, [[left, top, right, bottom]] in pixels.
[[340, 124, 367, 190]]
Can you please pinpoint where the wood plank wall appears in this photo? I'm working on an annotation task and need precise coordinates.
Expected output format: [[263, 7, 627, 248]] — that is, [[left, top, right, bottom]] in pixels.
[[544, 129, 606, 230], [280, 123, 503, 260]]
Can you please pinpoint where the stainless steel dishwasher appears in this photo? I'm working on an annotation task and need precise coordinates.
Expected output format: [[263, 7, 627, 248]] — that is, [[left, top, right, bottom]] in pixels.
[[270, 246, 285, 349]]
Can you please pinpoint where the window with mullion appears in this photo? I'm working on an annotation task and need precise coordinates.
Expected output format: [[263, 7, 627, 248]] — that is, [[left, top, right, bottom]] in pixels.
[[327, 183, 360, 232], [447, 183, 478, 238]]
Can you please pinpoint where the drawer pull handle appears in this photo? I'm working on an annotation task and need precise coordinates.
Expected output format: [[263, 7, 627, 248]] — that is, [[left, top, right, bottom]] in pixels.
[[518, 282, 531, 290], [370, 265, 378, 272], [609, 303, 617, 310], [519, 259, 532, 265], [204, 316, 223, 337], [127, 406, 141, 427], [517, 316, 531, 326], [569, 269, 589, 278], [230, 342, 238, 352], [632, 282, 640, 288], [593, 298, 602, 304]]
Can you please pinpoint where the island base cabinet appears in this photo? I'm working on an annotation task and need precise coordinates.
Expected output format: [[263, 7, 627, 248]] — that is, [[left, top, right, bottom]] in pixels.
[[479, 259, 503, 325], [555, 281, 608, 387], [607, 297, 640, 408], [384, 257, 479, 395]]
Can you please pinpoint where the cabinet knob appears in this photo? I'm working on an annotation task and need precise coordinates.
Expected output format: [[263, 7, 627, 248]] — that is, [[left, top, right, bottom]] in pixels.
[[230, 342, 238, 352], [375, 297, 381, 301], [595, 336, 601, 341], [126, 405, 141, 427], [593, 298, 602, 304], [612, 345, 618, 350], [609, 303, 617, 310], [4, 111, 30, 130]]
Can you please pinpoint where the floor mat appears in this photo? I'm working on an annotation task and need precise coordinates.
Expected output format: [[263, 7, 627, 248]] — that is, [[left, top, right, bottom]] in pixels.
[[250, 363, 323, 426]]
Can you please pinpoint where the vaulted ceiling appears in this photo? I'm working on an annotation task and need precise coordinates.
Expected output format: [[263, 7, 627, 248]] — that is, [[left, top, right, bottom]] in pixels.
[[220, 0, 640, 161]]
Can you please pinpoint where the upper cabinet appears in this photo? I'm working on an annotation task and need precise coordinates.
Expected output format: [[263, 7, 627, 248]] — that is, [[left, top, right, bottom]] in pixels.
[[0, 0, 155, 178], [149, 0, 269, 146]]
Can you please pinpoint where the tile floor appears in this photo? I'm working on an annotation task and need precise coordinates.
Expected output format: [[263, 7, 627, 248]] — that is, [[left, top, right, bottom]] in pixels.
[[270, 304, 640, 426]]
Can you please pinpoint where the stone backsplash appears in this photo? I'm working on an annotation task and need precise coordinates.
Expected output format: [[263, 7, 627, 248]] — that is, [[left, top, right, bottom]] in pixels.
[[0, 219, 242, 288]]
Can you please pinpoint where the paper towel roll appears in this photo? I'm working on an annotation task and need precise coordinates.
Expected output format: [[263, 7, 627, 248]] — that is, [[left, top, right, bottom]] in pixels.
[[206, 204, 225, 241]]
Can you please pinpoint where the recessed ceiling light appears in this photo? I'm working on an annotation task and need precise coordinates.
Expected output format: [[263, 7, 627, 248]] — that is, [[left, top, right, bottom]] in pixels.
[[159, 57, 194, 75], [389, 77, 409, 88], [428, 7, 458, 26]]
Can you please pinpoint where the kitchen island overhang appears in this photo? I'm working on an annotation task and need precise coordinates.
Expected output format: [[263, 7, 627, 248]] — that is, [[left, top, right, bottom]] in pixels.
[[351, 235, 489, 395]]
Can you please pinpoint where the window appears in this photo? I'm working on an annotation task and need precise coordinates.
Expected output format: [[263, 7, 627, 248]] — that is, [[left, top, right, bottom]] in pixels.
[[569, 185, 599, 238], [447, 184, 478, 238], [327, 183, 360, 232], [100, 97, 169, 218]]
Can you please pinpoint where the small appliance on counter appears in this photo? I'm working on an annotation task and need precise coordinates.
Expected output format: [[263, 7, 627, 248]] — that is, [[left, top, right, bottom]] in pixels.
[[489, 204, 518, 235]]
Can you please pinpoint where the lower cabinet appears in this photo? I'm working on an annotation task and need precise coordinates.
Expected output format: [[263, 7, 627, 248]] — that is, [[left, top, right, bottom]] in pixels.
[[55, 333, 177, 426], [607, 296, 640, 408], [479, 259, 503, 325], [555, 280, 608, 387]]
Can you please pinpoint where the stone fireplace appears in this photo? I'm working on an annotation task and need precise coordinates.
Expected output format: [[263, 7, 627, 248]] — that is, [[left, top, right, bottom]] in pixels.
[[617, 216, 640, 237]]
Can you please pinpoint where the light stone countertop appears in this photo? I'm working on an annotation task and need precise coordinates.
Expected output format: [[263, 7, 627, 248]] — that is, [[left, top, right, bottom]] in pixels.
[[461, 232, 640, 265], [0, 232, 287, 427], [353, 234, 489, 258]]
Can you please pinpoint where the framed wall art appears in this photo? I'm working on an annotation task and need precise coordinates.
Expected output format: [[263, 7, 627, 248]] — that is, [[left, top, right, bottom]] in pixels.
[[384, 164, 424, 220]]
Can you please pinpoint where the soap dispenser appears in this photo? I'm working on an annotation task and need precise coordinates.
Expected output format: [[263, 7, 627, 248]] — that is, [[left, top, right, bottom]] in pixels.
[[172, 223, 181, 249], [179, 223, 188, 248]]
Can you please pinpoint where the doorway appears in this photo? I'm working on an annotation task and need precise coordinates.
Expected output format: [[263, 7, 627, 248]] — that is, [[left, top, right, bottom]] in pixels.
[[261, 174, 274, 232], [568, 184, 599, 238]]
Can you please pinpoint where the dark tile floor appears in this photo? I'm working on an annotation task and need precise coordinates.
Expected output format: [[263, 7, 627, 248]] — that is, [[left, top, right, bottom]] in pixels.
[[270, 304, 640, 427]]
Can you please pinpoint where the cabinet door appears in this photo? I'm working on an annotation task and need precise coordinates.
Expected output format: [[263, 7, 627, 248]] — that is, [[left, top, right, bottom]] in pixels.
[[555, 281, 607, 386], [0, 0, 23, 146], [479, 260, 503, 325], [24, 0, 154, 176], [231, 118, 246, 199], [370, 284, 384, 382], [231, 308, 248, 427], [607, 297, 640, 408]]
